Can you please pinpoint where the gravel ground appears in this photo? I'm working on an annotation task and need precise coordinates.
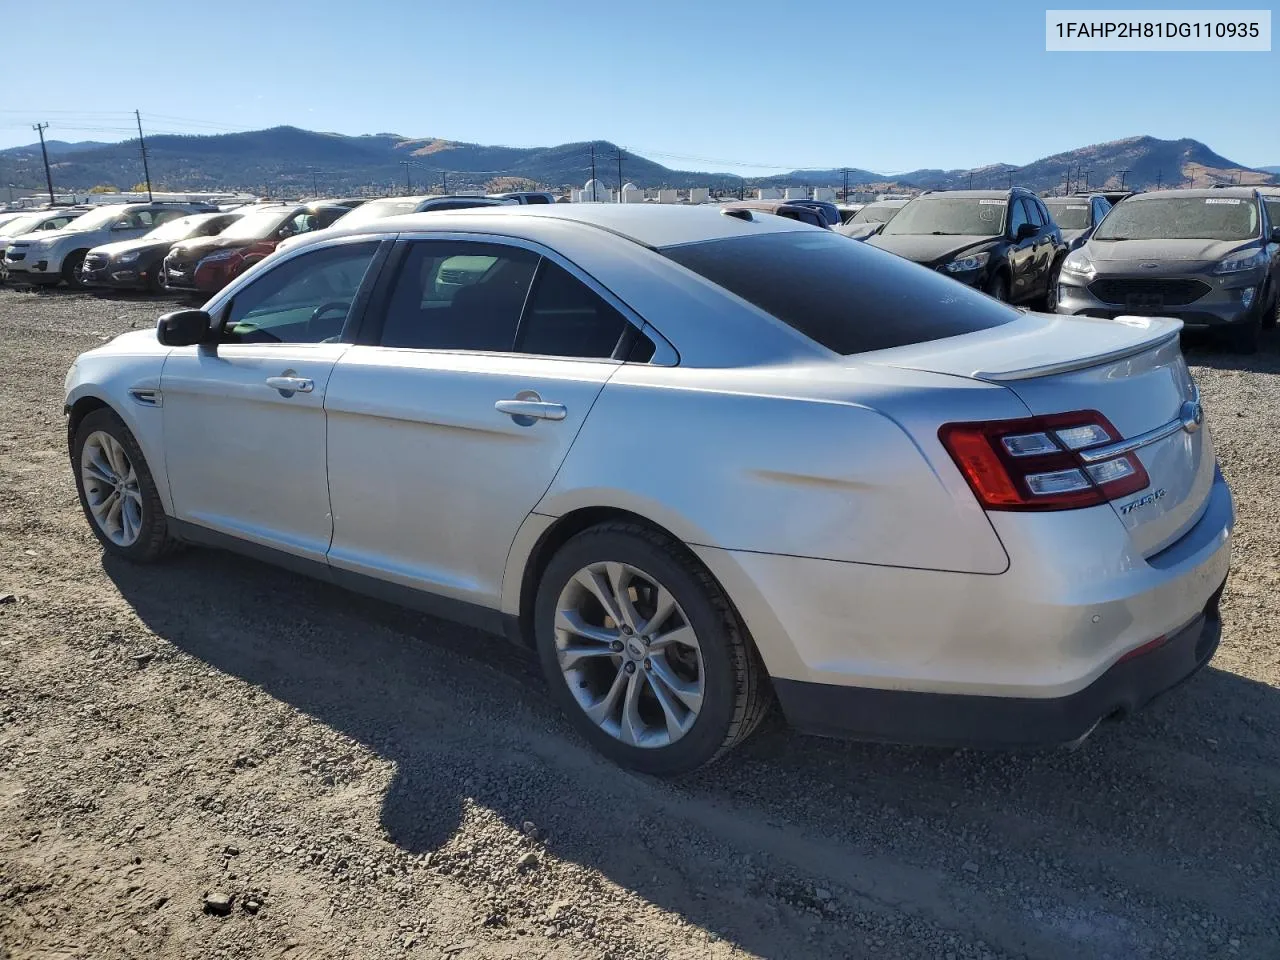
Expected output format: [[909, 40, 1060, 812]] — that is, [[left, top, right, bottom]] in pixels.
[[1, 287, 1278, 960]]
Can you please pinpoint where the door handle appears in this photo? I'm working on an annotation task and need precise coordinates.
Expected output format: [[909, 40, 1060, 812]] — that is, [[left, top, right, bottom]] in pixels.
[[265, 376, 314, 395], [495, 398, 567, 422]]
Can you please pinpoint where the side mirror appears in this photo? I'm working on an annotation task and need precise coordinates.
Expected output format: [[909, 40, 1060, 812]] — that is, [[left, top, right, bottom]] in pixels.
[[1271, 226, 1280, 243], [111, 221, 133, 231], [157, 309, 213, 346], [1015, 222, 1038, 241]]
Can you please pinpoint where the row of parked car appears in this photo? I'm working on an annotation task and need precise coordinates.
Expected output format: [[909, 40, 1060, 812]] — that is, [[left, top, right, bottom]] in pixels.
[[731, 184, 1280, 352], [0, 190, 556, 294]]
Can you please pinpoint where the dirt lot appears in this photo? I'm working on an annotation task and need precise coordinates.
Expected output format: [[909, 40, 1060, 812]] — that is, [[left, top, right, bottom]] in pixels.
[[1, 287, 1278, 960]]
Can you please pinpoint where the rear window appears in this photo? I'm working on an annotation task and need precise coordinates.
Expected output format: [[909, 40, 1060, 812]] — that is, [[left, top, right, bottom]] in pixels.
[[660, 231, 1017, 355]]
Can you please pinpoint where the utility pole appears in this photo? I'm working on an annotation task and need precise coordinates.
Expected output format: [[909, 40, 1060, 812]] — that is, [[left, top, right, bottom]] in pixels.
[[1118, 168, 1129, 190], [1084, 169, 1090, 191], [841, 167, 850, 202], [1156, 169, 1163, 190], [589, 143, 597, 200], [442, 171, 448, 193], [399, 160, 413, 193], [968, 171, 974, 189], [616, 146, 623, 200], [33, 122, 55, 204], [134, 110, 153, 201], [311, 169, 319, 197], [1007, 170, 1013, 189]]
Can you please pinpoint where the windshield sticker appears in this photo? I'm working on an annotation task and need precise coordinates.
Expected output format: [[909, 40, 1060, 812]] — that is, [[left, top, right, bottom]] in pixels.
[[1205, 198, 1241, 204], [978, 199, 1004, 205], [1065, 205, 1088, 210]]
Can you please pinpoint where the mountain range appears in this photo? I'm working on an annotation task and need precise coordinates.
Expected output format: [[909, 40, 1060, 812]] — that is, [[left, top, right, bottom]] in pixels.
[[0, 127, 1273, 196]]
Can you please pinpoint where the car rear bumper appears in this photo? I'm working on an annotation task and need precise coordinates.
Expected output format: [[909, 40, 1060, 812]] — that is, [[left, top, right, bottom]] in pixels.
[[772, 585, 1222, 747], [693, 468, 1233, 746]]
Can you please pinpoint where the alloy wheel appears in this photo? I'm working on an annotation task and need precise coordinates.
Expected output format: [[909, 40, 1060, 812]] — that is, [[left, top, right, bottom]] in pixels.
[[554, 561, 705, 748], [80, 430, 144, 547]]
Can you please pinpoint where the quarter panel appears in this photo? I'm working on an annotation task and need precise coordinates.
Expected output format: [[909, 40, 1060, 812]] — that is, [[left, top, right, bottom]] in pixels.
[[537, 363, 1020, 574]]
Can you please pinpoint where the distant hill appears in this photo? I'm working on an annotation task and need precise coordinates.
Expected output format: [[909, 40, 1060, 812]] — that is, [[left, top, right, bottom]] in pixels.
[[1260, 165, 1280, 176], [0, 127, 1272, 195]]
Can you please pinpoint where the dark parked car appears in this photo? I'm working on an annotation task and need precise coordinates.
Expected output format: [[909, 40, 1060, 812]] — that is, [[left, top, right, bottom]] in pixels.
[[1057, 187, 1280, 353], [489, 191, 558, 204], [163, 202, 351, 294], [81, 211, 244, 292], [719, 200, 830, 228], [868, 188, 1067, 306], [1043, 194, 1112, 250], [835, 199, 908, 240]]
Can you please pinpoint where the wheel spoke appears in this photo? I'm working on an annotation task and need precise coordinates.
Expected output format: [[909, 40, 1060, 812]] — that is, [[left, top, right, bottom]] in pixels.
[[604, 562, 641, 632], [83, 452, 116, 486], [618, 670, 645, 746], [574, 568, 625, 627], [647, 624, 696, 653], [582, 663, 628, 726], [649, 655, 704, 713], [102, 436, 128, 478], [89, 488, 116, 524], [556, 609, 619, 646], [645, 669, 690, 740], [639, 585, 677, 639], [105, 494, 124, 539], [120, 499, 137, 543]]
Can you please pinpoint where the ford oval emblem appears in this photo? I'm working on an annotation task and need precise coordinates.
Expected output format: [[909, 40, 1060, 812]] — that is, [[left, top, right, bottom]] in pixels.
[[1140, 262, 1159, 269], [1180, 400, 1204, 433]]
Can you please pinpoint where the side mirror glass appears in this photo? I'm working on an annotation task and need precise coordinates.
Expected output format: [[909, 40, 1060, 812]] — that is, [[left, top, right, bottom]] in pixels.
[[1015, 222, 1038, 241], [157, 309, 213, 347], [1271, 226, 1280, 243]]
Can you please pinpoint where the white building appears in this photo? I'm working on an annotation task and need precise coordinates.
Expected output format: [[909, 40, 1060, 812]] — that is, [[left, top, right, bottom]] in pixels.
[[784, 186, 808, 201], [756, 187, 782, 200], [656, 188, 678, 204], [582, 178, 609, 202], [688, 187, 709, 204], [620, 182, 643, 203], [812, 187, 836, 202]]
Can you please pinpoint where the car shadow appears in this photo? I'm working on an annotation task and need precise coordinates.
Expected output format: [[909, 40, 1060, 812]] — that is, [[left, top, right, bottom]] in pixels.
[[1182, 324, 1280, 372], [103, 547, 1280, 958]]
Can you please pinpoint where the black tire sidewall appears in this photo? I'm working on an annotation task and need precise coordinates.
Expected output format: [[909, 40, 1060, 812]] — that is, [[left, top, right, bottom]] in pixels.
[[534, 529, 740, 776], [71, 407, 173, 562], [986, 272, 1009, 303], [62, 250, 87, 288]]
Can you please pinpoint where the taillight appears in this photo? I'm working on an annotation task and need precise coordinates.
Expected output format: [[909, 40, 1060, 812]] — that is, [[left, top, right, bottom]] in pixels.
[[939, 411, 1149, 511]]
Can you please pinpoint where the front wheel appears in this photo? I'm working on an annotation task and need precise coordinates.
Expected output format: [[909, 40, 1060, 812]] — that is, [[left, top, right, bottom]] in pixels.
[[984, 271, 1010, 303], [1042, 257, 1065, 312], [62, 250, 88, 289], [534, 522, 771, 775], [71, 407, 183, 562]]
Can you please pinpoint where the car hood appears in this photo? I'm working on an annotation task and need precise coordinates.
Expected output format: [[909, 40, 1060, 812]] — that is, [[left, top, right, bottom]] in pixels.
[[168, 235, 256, 258], [1059, 228, 1088, 245], [89, 237, 169, 259], [866, 233, 995, 264], [14, 226, 97, 246], [1085, 237, 1251, 262]]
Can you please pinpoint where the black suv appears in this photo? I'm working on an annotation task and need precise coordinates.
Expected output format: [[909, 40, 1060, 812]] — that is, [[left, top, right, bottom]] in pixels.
[[867, 188, 1067, 307], [1042, 194, 1112, 251]]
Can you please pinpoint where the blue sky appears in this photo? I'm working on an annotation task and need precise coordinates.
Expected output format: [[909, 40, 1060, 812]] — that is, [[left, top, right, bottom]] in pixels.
[[1, 0, 1275, 174]]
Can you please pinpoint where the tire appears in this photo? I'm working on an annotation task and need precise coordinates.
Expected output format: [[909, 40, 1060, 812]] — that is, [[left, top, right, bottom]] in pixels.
[[1264, 283, 1279, 331], [145, 262, 166, 294], [985, 271, 1010, 303], [534, 521, 771, 775], [1042, 257, 1065, 312], [1225, 315, 1261, 355], [61, 249, 88, 289], [70, 407, 183, 563]]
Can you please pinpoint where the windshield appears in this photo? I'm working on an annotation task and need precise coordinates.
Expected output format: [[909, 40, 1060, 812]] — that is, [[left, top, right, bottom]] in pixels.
[[215, 207, 293, 241], [849, 202, 901, 224], [335, 198, 424, 228], [144, 215, 211, 242], [1044, 201, 1091, 230], [660, 231, 1016, 355], [62, 206, 128, 232], [882, 197, 1005, 237], [1094, 197, 1259, 241], [0, 213, 54, 236]]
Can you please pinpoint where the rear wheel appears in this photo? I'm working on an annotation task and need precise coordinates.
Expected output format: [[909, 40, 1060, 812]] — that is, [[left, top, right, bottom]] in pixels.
[[145, 261, 167, 294], [61, 250, 88, 289], [985, 271, 1009, 303], [534, 522, 770, 775]]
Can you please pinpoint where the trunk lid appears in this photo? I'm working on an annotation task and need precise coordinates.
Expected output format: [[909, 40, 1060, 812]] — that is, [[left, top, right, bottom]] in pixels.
[[864, 311, 1213, 557]]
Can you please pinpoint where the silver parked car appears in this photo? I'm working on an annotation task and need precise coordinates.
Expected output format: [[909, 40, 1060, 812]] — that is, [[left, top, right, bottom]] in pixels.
[[64, 204, 1232, 774]]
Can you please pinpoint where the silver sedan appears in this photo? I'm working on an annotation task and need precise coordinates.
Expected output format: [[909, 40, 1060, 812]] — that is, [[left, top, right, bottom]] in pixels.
[[63, 204, 1232, 774]]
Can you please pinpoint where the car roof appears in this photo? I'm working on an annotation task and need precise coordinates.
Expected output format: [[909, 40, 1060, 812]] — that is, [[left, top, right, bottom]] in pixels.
[[1127, 187, 1259, 201], [292, 202, 810, 250]]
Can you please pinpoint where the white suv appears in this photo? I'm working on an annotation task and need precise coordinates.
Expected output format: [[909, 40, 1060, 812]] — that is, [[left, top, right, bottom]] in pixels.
[[4, 203, 206, 288]]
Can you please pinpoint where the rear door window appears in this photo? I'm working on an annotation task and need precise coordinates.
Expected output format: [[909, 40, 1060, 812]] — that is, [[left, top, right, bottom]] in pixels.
[[515, 261, 630, 359], [660, 231, 1016, 355]]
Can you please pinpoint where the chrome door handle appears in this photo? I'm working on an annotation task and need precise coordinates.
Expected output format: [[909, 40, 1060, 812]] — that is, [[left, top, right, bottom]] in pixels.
[[265, 376, 314, 395], [495, 399, 567, 422]]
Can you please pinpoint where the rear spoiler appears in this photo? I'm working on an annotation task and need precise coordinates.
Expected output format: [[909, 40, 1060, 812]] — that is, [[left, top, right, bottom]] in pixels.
[[973, 320, 1182, 382]]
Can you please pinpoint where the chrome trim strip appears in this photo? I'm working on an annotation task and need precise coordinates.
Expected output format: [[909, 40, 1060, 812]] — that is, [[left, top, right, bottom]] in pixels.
[[1075, 386, 1200, 464]]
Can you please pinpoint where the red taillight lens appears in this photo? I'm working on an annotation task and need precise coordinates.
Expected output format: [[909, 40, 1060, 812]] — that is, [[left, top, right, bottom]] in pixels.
[[939, 411, 1150, 511]]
